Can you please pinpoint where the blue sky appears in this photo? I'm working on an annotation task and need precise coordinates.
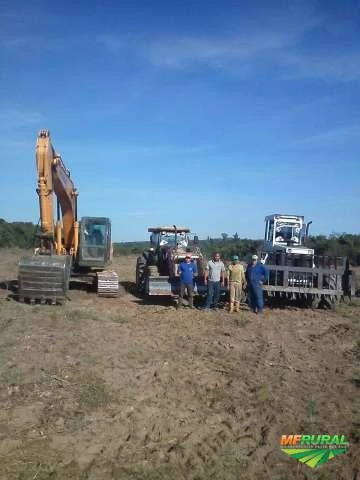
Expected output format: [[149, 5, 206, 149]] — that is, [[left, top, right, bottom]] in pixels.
[[1, 0, 359, 241]]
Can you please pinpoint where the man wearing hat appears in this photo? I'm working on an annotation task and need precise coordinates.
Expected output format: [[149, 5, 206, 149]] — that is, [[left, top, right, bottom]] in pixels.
[[177, 254, 198, 308], [246, 254, 269, 314], [227, 255, 246, 313]]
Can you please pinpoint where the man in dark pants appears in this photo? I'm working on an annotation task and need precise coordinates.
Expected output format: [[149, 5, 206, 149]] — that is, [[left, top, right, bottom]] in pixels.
[[177, 254, 197, 308], [246, 254, 269, 313], [204, 252, 226, 310]]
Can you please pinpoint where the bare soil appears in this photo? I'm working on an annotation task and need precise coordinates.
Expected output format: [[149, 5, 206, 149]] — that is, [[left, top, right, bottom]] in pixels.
[[0, 249, 359, 480]]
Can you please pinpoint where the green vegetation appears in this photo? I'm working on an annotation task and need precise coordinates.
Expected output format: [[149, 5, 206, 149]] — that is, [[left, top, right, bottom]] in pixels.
[[113, 241, 148, 256], [0, 218, 38, 248], [1, 219, 359, 265], [114, 233, 360, 265]]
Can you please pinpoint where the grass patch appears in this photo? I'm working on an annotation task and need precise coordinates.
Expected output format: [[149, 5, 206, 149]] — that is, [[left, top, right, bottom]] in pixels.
[[306, 396, 318, 422], [78, 378, 109, 410], [234, 317, 250, 327], [351, 369, 360, 387], [112, 314, 130, 324], [349, 401, 360, 443], [256, 384, 271, 403], [0, 450, 88, 480], [0, 458, 55, 480], [335, 297, 360, 317], [112, 443, 250, 480], [81, 355, 98, 366], [112, 465, 178, 480], [1, 366, 23, 386], [66, 309, 100, 322]]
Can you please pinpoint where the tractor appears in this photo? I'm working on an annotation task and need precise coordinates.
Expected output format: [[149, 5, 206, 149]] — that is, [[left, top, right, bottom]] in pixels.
[[135, 226, 207, 297], [259, 214, 355, 308]]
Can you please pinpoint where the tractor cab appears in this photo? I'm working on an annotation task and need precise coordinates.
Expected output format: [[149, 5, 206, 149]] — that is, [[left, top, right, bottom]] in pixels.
[[263, 214, 314, 256], [147, 226, 201, 277], [149, 226, 191, 251]]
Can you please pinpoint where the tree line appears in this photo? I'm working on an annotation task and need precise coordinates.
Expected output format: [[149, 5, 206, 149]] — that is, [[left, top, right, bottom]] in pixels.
[[115, 233, 360, 265], [1, 219, 359, 265], [0, 219, 39, 249]]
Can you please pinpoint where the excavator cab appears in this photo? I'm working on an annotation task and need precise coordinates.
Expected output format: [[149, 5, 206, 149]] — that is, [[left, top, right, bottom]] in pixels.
[[78, 217, 112, 269]]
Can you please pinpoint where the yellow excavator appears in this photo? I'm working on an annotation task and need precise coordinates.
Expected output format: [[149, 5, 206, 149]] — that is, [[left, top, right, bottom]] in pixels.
[[18, 130, 119, 304]]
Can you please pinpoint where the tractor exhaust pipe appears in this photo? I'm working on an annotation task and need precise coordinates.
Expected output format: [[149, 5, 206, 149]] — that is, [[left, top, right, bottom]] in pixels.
[[304, 221, 312, 246], [305, 221, 312, 237]]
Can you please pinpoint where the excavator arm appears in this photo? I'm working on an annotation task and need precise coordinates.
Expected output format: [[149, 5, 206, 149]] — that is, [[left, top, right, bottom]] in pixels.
[[36, 130, 79, 255]]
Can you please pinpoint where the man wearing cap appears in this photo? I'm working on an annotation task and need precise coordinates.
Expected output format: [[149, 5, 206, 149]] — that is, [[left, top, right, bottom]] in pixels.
[[177, 254, 198, 308], [227, 255, 246, 313], [246, 254, 269, 314]]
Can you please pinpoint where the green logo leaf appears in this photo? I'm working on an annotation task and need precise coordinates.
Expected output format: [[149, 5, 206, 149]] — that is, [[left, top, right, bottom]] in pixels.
[[281, 448, 347, 468]]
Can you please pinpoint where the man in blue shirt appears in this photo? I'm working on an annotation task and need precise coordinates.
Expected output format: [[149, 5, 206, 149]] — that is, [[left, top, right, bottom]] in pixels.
[[246, 254, 269, 314], [177, 254, 198, 308]]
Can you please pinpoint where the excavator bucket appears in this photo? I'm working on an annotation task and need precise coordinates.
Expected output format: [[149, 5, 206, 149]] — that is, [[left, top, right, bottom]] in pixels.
[[18, 255, 71, 304]]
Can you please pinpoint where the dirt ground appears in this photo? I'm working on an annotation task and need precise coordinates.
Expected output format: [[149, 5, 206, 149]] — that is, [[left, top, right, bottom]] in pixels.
[[0, 249, 359, 480]]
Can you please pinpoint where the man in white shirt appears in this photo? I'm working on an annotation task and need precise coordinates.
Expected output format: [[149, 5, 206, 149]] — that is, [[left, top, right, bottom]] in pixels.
[[204, 252, 225, 310]]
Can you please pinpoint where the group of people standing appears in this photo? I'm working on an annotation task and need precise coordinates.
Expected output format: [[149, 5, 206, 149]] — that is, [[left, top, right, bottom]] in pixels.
[[177, 251, 269, 313]]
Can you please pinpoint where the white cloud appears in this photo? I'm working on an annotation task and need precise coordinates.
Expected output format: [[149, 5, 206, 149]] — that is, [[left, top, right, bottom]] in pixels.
[[278, 51, 360, 82], [95, 34, 134, 53], [58, 142, 215, 161], [94, 15, 360, 82], [0, 37, 29, 49], [293, 124, 360, 147], [145, 31, 294, 69], [1, 10, 359, 83]]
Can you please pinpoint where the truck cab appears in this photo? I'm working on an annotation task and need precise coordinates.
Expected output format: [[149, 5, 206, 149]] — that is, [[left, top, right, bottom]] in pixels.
[[263, 214, 314, 256]]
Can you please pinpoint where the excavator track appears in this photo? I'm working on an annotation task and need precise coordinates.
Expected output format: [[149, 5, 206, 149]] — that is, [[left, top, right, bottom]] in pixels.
[[18, 255, 71, 304], [96, 270, 119, 297]]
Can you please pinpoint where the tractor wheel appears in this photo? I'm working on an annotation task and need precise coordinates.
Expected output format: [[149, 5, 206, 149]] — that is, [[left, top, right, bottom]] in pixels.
[[136, 255, 148, 294]]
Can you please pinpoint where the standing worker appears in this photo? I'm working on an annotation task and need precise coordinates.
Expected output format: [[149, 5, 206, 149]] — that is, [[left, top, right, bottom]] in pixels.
[[227, 255, 246, 312], [204, 252, 226, 310], [246, 254, 269, 314], [177, 254, 197, 308]]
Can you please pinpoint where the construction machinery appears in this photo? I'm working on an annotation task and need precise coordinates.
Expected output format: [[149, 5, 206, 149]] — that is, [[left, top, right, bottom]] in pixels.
[[136, 226, 209, 298], [17, 130, 119, 304], [259, 214, 355, 308]]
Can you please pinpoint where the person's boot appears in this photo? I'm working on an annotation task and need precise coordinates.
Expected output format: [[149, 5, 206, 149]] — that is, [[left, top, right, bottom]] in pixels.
[[229, 302, 234, 313], [234, 301, 240, 312]]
